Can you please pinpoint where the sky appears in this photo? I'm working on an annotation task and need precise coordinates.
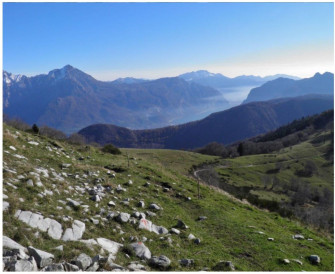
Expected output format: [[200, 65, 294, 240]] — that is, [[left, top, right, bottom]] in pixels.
[[3, 2, 334, 81]]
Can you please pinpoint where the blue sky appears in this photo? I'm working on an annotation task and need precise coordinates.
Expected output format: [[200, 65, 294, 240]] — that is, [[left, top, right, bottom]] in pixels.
[[3, 2, 334, 80]]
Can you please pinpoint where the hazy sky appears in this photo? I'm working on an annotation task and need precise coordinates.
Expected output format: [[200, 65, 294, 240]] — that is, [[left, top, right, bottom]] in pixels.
[[3, 2, 334, 80]]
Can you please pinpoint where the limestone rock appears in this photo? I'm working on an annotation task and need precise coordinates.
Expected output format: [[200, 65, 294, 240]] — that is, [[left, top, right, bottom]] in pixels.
[[72, 253, 92, 270], [3, 236, 27, 253], [179, 259, 194, 267], [130, 242, 151, 260], [96, 238, 123, 260], [151, 224, 169, 235], [138, 218, 152, 232], [149, 203, 161, 211], [170, 228, 180, 235], [116, 212, 130, 223], [149, 255, 171, 269], [41, 263, 65, 271], [28, 246, 54, 268], [48, 219, 63, 240], [309, 255, 320, 265], [127, 261, 147, 271], [212, 261, 235, 271]]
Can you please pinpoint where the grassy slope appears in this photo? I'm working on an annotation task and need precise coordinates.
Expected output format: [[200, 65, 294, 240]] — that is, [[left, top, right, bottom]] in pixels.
[[3, 124, 334, 271], [216, 131, 333, 200]]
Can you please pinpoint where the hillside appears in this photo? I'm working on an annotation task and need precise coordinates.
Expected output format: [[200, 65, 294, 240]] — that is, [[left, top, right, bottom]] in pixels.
[[194, 128, 334, 232], [79, 94, 334, 149], [243, 72, 334, 104], [3, 65, 223, 134], [3, 123, 333, 271]]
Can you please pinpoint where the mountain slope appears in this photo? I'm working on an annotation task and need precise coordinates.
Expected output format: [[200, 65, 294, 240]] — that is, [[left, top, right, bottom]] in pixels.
[[79, 94, 334, 149], [3, 123, 333, 271], [243, 72, 334, 104], [3, 66, 222, 134], [179, 70, 300, 89]]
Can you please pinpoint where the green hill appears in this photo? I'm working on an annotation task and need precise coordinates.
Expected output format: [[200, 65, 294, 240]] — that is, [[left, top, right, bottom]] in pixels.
[[3, 123, 334, 271]]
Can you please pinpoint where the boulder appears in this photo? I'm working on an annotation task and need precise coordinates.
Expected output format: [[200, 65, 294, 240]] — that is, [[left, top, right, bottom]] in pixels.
[[62, 262, 80, 271], [48, 219, 63, 240], [151, 224, 169, 235], [170, 228, 180, 235], [179, 259, 194, 267], [38, 218, 52, 232], [149, 204, 161, 211], [212, 261, 235, 271], [116, 212, 130, 223], [17, 210, 33, 224], [138, 218, 152, 232], [72, 253, 92, 270], [130, 242, 151, 260], [27, 246, 54, 268], [127, 261, 147, 271], [86, 261, 99, 272], [96, 238, 123, 260], [149, 255, 171, 269], [309, 255, 320, 265], [41, 263, 65, 271], [8, 257, 38, 272], [3, 236, 27, 253], [176, 220, 188, 229], [28, 213, 44, 229]]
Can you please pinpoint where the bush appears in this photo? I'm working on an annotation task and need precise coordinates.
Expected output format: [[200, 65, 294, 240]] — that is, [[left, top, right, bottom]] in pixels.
[[102, 144, 121, 155], [39, 126, 66, 140]]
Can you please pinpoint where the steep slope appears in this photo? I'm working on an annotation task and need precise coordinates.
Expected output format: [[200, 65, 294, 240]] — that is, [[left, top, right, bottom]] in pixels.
[[3, 124, 333, 271], [3, 66, 222, 134], [243, 72, 334, 104], [179, 70, 300, 89], [79, 94, 334, 149]]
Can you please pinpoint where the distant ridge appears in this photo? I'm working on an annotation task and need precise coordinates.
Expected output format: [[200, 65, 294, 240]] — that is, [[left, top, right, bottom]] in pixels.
[[179, 70, 300, 89], [243, 72, 334, 104], [78, 94, 333, 149]]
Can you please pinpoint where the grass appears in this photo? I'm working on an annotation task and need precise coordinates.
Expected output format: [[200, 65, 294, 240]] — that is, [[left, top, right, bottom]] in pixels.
[[2, 124, 334, 271]]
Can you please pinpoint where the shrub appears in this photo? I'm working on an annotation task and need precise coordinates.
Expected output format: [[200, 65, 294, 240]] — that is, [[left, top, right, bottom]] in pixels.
[[102, 144, 121, 155]]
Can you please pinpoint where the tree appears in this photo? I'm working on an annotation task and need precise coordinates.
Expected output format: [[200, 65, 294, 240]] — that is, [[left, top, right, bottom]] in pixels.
[[32, 124, 39, 134]]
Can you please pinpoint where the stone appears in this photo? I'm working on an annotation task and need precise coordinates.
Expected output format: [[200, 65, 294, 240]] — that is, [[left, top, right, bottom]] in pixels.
[[137, 201, 145, 208], [179, 259, 194, 267], [91, 218, 99, 225], [268, 238, 274, 241], [41, 263, 65, 271], [293, 234, 304, 240], [151, 224, 169, 235], [62, 163, 71, 169], [170, 228, 180, 235], [130, 242, 151, 260], [116, 212, 130, 223], [309, 255, 320, 265], [17, 210, 33, 224], [26, 179, 34, 187], [283, 259, 290, 264], [96, 238, 123, 260], [3, 236, 27, 253], [86, 261, 99, 272], [66, 198, 81, 209], [188, 234, 196, 240], [292, 259, 303, 265], [91, 195, 101, 202], [28, 246, 54, 268], [149, 203, 161, 211], [63, 262, 80, 271], [109, 263, 126, 271], [212, 261, 235, 271], [176, 220, 188, 229], [146, 211, 156, 217], [8, 257, 38, 272], [194, 238, 201, 244], [28, 213, 44, 228], [48, 219, 63, 240], [127, 261, 147, 271], [4, 248, 29, 260], [3, 201, 9, 211], [138, 218, 152, 232], [198, 216, 207, 221], [149, 255, 171, 269], [108, 201, 116, 207], [72, 253, 92, 270]]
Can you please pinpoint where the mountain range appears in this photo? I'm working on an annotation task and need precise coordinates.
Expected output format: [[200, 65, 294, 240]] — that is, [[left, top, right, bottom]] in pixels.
[[243, 72, 334, 103], [179, 70, 301, 90], [3, 65, 223, 134], [78, 94, 334, 149]]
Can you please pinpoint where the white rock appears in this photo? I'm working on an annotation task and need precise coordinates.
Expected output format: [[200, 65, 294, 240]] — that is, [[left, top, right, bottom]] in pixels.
[[28, 246, 54, 268], [96, 238, 123, 260], [130, 242, 151, 260], [3, 236, 27, 253], [48, 219, 63, 240], [138, 218, 152, 232]]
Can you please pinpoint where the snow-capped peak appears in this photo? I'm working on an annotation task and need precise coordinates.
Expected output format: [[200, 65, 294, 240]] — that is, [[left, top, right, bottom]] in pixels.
[[3, 71, 23, 85]]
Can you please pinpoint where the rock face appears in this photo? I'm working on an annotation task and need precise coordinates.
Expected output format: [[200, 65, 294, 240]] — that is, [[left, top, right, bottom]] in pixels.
[[27, 246, 54, 268], [149, 255, 171, 269], [130, 242, 151, 260]]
